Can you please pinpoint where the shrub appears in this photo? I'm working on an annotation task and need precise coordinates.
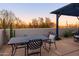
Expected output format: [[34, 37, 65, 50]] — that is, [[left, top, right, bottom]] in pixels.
[[63, 30, 73, 37]]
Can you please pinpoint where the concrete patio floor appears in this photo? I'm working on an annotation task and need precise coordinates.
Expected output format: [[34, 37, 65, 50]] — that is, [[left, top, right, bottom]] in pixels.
[[0, 37, 79, 56]]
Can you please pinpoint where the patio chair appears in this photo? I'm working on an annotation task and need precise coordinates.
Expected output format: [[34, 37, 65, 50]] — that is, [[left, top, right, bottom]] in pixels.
[[73, 31, 79, 42], [27, 39, 43, 56], [44, 32, 57, 51]]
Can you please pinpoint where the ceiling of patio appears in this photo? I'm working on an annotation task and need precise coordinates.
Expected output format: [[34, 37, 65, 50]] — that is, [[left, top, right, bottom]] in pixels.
[[50, 3, 79, 17]]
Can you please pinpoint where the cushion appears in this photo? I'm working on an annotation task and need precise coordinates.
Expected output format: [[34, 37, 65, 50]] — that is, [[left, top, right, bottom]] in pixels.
[[74, 35, 79, 38], [49, 34, 55, 42]]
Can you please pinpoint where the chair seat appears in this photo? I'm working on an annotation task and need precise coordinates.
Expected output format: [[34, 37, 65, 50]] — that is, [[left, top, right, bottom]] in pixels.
[[45, 39, 55, 43]]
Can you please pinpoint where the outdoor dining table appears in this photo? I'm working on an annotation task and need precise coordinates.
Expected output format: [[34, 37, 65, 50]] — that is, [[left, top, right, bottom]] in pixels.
[[8, 35, 48, 56]]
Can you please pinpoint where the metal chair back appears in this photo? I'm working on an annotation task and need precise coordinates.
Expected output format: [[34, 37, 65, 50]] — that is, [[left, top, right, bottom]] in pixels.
[[27, 39, 42, 56], [27, 39, 42, 50]]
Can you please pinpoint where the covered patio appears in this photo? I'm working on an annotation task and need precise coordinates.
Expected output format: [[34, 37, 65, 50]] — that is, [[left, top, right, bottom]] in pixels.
[[50, 3, 79, 40]]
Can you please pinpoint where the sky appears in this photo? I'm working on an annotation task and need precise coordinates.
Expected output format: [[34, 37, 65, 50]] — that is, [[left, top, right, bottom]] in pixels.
[[0, 3, 78, 26]]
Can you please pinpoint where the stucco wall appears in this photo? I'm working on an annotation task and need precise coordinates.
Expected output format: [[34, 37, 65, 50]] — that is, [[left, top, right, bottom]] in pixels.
[[0, 29, 3, 47], [15, 28, 55, 37], [0, 28, 77, 46]]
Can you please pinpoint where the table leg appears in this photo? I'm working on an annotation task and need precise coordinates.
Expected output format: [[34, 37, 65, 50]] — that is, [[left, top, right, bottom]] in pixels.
[[11, 45, 14, 56], [11, 45, 16, 56]]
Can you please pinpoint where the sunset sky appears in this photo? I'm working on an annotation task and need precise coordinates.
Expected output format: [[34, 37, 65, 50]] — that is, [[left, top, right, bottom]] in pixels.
[[0, 3, 79, 26]]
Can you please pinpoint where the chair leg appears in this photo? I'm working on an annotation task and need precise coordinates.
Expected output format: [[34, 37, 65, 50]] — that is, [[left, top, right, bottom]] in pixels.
[[49, 43, 51, 50], [25, 47, 26, 56], [44, 42, 46, 48], [54, 42, 57, 49], [40, 48, 41, 56], [27, 48, 28, 56]]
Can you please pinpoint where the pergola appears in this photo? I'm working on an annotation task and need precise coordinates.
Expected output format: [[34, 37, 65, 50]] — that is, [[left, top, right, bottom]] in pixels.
[[50, 3, 79, 40]]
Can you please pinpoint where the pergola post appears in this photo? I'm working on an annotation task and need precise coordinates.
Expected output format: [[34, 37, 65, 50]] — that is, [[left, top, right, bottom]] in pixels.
[[56, 14, 61, 40], [77, 16, 79, 31]]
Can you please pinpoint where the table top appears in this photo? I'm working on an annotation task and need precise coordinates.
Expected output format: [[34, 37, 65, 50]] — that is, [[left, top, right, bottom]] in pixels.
[[8, 35, 48, 45]]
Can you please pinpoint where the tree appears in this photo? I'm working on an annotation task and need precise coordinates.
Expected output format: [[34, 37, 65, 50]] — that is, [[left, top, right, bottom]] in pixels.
[[7, 11, 16, 38], [0, 10, 16, 44], [0, 10, 9, 44], [28, 22, 33, 28], [45, 17, 53, 28], [31, 18, 38, 28], [28, 17, 55, 28], [38, 17, 45, 28]]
